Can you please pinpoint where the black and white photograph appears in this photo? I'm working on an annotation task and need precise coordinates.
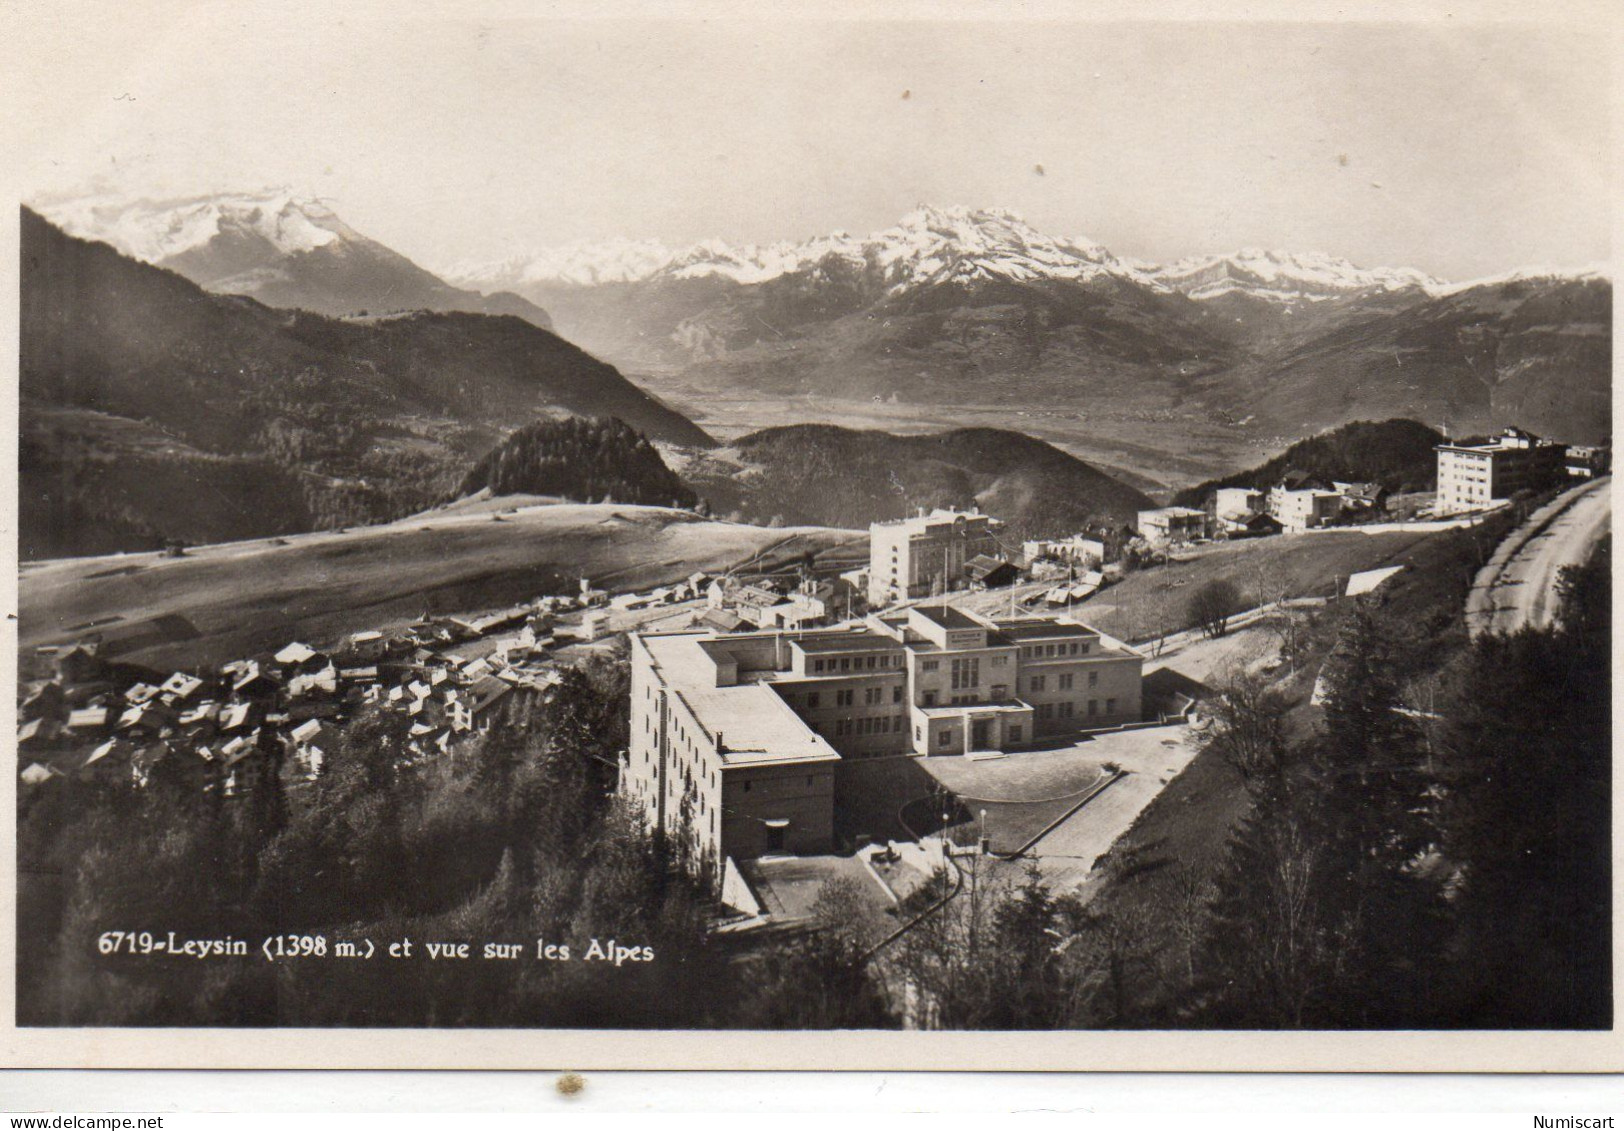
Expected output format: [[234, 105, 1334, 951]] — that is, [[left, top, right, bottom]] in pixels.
[[5, 0, 1615, 1068]]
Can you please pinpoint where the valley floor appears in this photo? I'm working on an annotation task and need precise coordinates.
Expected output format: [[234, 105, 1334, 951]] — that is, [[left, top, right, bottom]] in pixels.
[[657, 392, 1296, 497]]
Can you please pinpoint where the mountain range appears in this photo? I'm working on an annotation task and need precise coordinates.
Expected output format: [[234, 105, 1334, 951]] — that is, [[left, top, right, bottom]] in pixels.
[[448, 205, 1450, 300], [18, 207, 709, 557], [37, 189, 556, 330], [444, 204, 1611, 447]]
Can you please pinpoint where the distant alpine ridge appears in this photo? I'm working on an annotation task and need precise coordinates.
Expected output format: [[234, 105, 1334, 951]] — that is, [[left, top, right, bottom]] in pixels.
[[442, 204, 1610, 448], [36, 188, 555, 329], [445, 203, 1598, 305]]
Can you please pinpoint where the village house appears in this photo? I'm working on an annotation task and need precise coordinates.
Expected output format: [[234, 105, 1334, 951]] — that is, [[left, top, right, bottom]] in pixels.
[[1023, 534, 1108, 568], [1332, 481, 1389, 513], [1136, 506, 1210, 546], [965, 554, 1021, 589]]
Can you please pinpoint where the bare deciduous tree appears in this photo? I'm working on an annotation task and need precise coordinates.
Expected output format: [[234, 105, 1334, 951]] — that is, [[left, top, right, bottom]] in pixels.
[[1189, 578, 1243, 639]]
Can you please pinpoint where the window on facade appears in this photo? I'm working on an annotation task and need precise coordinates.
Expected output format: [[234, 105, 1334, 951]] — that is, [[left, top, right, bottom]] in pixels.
[[922, 659, 939, 672], [1009, 725, 1023, 742], [1038, 703, 1053, 720], [1107, 698, 1117, 713], [950, 656, 980, 690], [938, 731, 951, 747], [1087, 700, 1097, 716], [1059, 702, 1073, 718], [841, 658, 851, 671], [892, 685, 903, 703], [837, 689, 854, 707], [1059, 673, 1073, 690], [923, 691, 936, 706], [915, 726, 922, 741], [807, 692, 820, 709], [1030, 675, 1046, 692], [1088, 671, 1098, 688], [743, 781, 752, 793]]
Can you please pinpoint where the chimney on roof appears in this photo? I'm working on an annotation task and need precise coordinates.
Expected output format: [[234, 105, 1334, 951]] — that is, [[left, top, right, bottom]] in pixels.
[[715, 730, 725, 754]]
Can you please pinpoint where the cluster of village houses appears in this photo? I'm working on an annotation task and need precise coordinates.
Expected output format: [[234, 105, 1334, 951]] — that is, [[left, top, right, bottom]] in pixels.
[[15, 595, 601, 795], [17, 564, 858, 797]]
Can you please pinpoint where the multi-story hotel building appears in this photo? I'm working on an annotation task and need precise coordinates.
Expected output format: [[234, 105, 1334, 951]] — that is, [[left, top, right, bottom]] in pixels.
[[1435, 428, 1567, 516], [1266, 486, 1343, 533], [868, 508, 1003, 607], [623, 606, 1143, 869]]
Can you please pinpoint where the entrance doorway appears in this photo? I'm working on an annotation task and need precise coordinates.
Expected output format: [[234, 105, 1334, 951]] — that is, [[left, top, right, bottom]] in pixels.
[[765, 819, 788, 853], [970, 718, 993, 750]]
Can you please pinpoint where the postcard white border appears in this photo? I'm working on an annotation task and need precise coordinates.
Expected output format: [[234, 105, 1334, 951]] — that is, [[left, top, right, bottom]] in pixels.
[[1, 0, 1620, 1076]]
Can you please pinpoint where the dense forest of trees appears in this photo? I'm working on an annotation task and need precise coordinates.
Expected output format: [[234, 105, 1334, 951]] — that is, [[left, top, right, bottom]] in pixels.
[[18, 651, 739, 1027], [455, 416, 698, 510], [1173, 418, 1445, 506]]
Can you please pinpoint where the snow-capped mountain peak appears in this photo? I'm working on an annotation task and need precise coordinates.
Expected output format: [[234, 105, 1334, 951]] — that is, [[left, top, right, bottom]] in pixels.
[[39, 187, 354, 265], [448, 204, 1152, 294], [1146, 247, 1442, 303]]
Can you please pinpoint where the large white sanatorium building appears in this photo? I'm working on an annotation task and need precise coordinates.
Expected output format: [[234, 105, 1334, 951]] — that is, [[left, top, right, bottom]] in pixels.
[[623, 606, 1144, 870], [1434, 428, 1567, 516]]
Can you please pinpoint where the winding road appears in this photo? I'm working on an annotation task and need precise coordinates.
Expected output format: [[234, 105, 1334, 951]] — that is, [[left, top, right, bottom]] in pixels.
[[1466, 477, 1610, 637]]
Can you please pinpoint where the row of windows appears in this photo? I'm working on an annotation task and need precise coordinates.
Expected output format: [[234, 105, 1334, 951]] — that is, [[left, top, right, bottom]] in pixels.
[[1027, 671, 1099, 692], [1020, 641, 1091, 659], [801, 685, 904, 709], [739, 774, 819, 794], [1035, 698, 1118, 719], [827, 714, 907, 738], [921, 655, 1012, 673], [811, 653, 901, 673]]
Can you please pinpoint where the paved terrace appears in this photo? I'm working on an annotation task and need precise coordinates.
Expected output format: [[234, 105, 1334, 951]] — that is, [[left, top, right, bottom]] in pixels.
[[917, 724, 1198, 890]]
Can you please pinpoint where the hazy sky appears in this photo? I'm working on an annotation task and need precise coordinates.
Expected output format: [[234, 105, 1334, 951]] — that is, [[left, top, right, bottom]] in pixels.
[[13, 1, 1615, 279]]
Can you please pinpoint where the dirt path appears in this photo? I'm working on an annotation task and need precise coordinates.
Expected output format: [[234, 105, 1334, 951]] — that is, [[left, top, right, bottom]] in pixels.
[[1467, 478, 1610, 637]]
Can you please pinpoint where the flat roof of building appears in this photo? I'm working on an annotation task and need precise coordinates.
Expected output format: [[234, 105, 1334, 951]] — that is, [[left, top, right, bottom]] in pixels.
[[677, 685, 840, 768], [993, 619, 1099, 640], [1138, 506, 1206, 519], [911, 605, 983, 630], [638, 632, 840, 769], [791, 633, 905, 654]]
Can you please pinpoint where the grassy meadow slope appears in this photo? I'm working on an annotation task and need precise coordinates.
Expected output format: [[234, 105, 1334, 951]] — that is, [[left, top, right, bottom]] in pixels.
[[18, 504, 863, 672]]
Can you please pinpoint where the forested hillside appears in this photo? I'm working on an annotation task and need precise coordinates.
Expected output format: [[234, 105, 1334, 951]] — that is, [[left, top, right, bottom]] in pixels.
[[19, 207, 710, 557], [1173, 418, 1444, 505], [680, 424, 1154, 540], [457, 417, 697, 509]]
